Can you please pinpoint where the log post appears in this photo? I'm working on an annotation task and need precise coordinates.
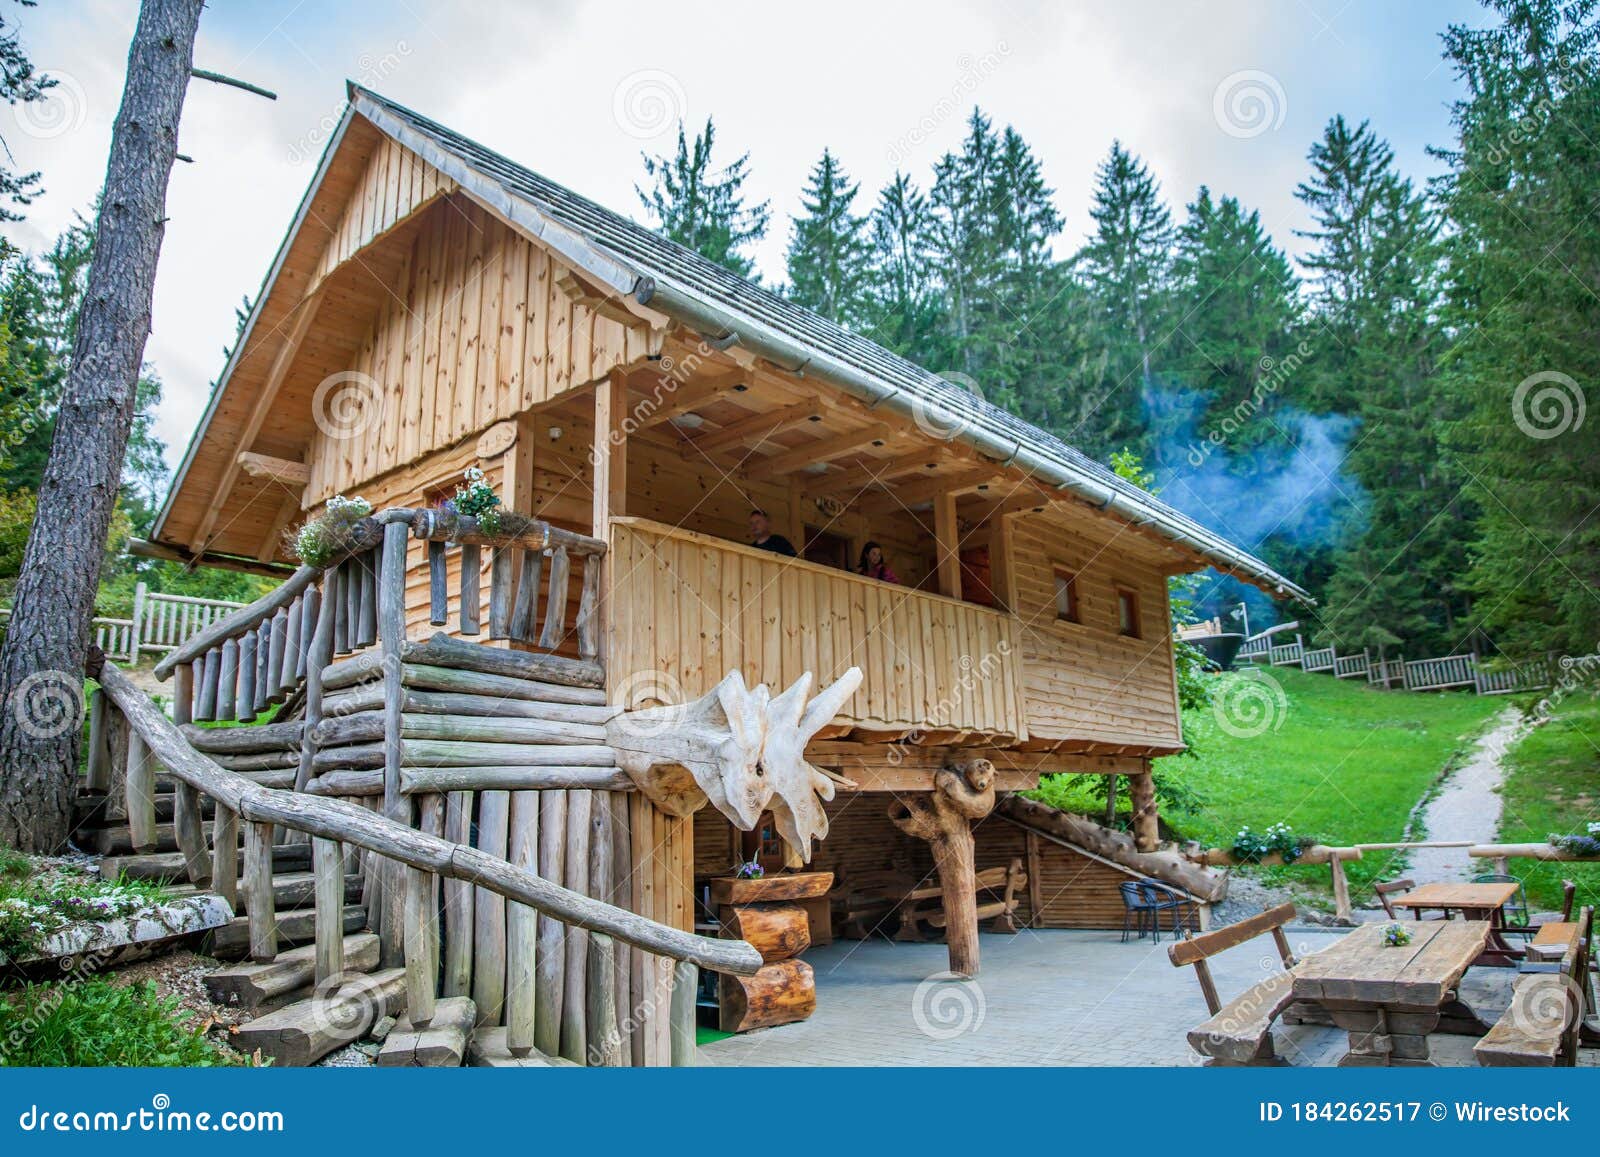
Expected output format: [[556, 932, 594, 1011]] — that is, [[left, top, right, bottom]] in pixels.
[[312, 835, 345, 985], [1329, 853, 1352, 923], [1127, 766, 1159, 853], [244, 819, 278, 962], [377, 521, 410, 966], [126, 730, 157, 852], [211, 804, 239, 912], [170, 664, 209, 884], [887, 759, 996, 977]]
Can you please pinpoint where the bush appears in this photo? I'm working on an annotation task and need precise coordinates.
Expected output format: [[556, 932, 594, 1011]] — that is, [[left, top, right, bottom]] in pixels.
[[0, 978, 233, 1066]]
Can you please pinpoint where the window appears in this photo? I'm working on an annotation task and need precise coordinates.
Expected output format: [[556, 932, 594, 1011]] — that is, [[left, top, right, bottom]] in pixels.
[[1053, 569, 1079, 623], [1116, 587, 1140, 638]]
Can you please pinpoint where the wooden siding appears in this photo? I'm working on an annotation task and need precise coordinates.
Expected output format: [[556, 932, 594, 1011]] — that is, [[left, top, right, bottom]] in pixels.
[[608, 517, 1026, 740], [304, 196, 657, 504], [312, 134, 454, 286], [1008, 507, 1184, 751]]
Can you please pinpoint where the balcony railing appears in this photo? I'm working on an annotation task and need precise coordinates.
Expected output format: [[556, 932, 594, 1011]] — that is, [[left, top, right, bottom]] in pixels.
[[606, 517, 1026, 741]]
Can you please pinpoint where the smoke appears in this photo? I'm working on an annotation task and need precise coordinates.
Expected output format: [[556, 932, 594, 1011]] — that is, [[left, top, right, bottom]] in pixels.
[[1142, 384, 1367, 626]]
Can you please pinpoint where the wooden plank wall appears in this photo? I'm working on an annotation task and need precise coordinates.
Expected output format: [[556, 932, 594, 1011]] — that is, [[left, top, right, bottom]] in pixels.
[[305, 196, 656, 505], [609, 518, 1025, 737], [626, 795, 691, 1066], [1008, 507, 1184, 750], [312, 135, 454, 285]]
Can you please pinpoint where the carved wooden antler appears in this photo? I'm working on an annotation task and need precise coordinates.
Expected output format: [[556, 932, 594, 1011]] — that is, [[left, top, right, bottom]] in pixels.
[[606, 669, 771, 824], [760, 667, 864, 859]]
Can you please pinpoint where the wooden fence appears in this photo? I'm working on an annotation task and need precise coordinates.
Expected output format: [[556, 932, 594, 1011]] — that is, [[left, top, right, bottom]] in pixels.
[[0, 584, 243, 665], [1238, 629, 1556, 697]]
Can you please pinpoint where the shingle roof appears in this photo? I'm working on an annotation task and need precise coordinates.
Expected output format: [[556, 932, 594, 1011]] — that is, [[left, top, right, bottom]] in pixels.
[[349, 84, 1307, 601]]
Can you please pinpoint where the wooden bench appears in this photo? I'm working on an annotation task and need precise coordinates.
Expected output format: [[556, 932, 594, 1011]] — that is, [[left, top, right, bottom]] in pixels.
[[830, 868, 918, 940], [1476, 905, 1592, 1067], [1168, 901, 1302, 1066], [899, 858, 1028, 940]]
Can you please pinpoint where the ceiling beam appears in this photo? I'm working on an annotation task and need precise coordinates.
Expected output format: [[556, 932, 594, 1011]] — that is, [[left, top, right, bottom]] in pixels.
[[858, 467, 1006, 516], [802, 448, 949, 498], [687, 398, 821, 456], [189, 287, 325, 552], [627, 371, 745, 430], [236, 451, 310, 488], [754, 422, 896, 478]]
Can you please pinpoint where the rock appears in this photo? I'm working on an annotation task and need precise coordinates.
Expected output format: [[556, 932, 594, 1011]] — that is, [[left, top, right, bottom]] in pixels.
[[371, 1014, 397, 1042]]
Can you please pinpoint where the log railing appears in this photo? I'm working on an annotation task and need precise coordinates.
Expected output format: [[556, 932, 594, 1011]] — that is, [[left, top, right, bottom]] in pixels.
[[93, 658, 755, 1065]]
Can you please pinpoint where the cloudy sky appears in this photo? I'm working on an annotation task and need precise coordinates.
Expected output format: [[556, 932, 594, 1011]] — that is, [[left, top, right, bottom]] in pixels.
[[0, 0, 1485, 475]]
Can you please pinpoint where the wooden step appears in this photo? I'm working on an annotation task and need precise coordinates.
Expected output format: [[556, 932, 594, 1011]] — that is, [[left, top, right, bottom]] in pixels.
[[377, 996, 477, 1067], [207, 904, 367, 959], [106, 842, 312, 882], [169, 869, 360, 912], [82, 822, 179, 856], [205, 933, 380, 1011], [467, 1025, 579, 1067], [233, 967, 407, 1066]]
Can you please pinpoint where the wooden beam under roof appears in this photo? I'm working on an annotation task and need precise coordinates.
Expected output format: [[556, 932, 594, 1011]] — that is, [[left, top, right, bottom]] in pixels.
[[188, 287, 325, 553], [687, 398, 821, 456], [627, 370, 745, 430], [236, 451, 310, 488], [858, 466, 1008, 516], [754, 422, 896, 478], [802, 448, 949, 498]]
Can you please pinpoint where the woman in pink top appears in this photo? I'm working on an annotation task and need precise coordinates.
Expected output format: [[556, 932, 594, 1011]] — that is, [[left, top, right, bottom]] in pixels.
[[857, 541, 900, 584]]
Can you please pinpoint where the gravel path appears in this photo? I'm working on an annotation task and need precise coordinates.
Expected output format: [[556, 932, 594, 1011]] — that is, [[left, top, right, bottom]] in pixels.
[[1407, 706, 1527, 883]]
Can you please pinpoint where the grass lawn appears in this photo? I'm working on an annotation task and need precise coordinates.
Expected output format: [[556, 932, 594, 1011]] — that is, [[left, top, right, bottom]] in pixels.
[[1495, 694, 1600, 911], [1038, 666, 1506, 903]]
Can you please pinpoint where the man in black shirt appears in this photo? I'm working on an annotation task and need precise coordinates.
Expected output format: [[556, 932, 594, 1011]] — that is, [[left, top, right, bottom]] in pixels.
[[748, 508, 797, 557]]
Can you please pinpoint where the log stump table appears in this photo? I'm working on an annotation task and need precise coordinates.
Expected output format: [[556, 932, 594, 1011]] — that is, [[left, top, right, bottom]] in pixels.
[[709, 872, 833, 1033]]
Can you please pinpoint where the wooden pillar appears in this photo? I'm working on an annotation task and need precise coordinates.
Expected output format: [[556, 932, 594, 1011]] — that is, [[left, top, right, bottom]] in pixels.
[[986, 512, 1017, 612], [1329, 852, 1352, 923], [170, 663, 210, 885], [593, 371, 628, 669], [888, 760, 996, 977], [1128, 765, 1159, 853], [377, 521, 411, 967], [934, 490, 962, 599]]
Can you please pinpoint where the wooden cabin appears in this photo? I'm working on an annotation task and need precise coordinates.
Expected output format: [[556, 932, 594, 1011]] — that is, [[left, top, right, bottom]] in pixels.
[[135, 84, 1303, 1062]]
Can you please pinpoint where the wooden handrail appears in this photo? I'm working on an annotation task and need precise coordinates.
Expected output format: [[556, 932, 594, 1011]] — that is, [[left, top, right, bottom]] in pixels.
[[96, 658, 761, 975], [154, 508, 605, 679]]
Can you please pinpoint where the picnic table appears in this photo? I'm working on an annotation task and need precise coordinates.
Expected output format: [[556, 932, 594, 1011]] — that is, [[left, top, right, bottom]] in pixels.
[[1388, 881, 1523, 965], [1293, 920, 1492, 1066]]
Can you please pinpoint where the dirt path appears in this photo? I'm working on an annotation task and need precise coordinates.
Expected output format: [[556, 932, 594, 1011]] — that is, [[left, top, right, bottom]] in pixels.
[[1406, 706, 1528, 883]]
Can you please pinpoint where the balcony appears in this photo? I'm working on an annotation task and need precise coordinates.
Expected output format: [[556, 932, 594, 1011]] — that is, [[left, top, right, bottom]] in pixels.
[[606, 518, 1026, 743]]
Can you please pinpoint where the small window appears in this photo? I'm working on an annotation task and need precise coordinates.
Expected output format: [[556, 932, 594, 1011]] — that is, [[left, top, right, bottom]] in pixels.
[[1053, 569, 1079, 623], [1116, 587, 1140, 638]]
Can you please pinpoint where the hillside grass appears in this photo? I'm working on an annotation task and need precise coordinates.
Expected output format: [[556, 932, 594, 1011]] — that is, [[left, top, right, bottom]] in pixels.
[[1145, 667, 1505, 900], [1495, 694, 1600, 911]]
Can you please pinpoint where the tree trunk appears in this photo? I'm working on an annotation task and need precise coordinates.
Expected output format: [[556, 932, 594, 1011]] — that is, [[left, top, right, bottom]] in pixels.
[[1128, 768, 1159, 853], [0, 0, 204, 852]]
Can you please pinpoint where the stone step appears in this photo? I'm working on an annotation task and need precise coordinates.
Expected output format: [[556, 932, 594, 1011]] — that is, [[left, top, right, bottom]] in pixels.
[[376, 996, 477, 1067], [467, 1026, 579, 1067], [206, 904, 367, 960], [234, 967, 407, 1066], [205, 932, 380, 1011]]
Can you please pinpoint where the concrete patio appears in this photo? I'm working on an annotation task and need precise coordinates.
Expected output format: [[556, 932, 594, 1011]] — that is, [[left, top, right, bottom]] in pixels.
[[697, 927, 1571, 1067]]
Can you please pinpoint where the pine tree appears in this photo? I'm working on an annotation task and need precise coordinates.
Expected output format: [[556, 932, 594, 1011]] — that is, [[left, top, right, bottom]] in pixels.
[[1294, 114, 1473, 656], [784, 149, 871, 327], [864, 172, 944, 365], [1078, 142, 1175, 455], [637, 118, 770, 278], [1435, 0, 1600, 657], [1167, 187, 1298, 441]]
